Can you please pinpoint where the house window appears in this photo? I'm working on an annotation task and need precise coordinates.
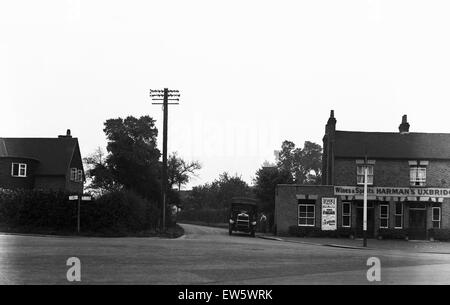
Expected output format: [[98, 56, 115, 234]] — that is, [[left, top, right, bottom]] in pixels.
[[380, 204, 389, 228], [394, 202, 403, 229], [70, 168, 83, 182], [342, 202, 351, 228], [298, 203, 315, 226], [357, 165, 374, 185], [70, 168, 77, 181], [432, 207, 441, 229], [11, 163, 27, 177], [410, 166, 426, 186]]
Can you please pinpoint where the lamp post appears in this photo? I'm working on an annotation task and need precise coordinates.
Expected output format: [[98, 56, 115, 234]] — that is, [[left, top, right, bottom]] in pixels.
[[363, 155, 368, 247]]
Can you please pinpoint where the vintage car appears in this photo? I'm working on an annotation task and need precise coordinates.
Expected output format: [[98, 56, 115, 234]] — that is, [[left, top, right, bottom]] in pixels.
[[228, 197, 258, 237]]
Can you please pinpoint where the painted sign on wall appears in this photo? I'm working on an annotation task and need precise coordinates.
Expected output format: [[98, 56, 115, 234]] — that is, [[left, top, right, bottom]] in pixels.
[[334, 186, 450, 198], [321, 197, 337, 231]]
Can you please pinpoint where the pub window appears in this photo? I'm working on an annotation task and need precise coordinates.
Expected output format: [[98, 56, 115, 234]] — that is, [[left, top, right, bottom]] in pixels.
[[432, 207, 441, 229], [342, 202, 351, 228], [70, 168, 77, 181], [298, 202, 315, 226], [380, 204, 389, 228], [410, 166, 426, 186], [11, 163, 27, 177], [394, 202, 403, 229], [357, 165, 374, 185]]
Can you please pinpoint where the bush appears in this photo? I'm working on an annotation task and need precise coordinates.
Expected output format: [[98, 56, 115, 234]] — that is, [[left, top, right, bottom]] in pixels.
[[429, 229, 450, 241], [377, 228, 408, 240]]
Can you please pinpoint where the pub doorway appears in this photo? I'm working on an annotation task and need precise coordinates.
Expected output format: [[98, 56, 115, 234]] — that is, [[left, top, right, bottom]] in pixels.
[[409, 204, 427, 240], [355, 201, 375, 238]]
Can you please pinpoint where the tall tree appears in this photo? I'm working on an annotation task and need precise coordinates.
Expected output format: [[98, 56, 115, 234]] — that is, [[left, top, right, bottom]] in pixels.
[[87, 116, 162, 201]]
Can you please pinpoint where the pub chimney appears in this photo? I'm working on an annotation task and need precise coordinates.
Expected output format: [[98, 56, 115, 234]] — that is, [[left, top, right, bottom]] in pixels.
[[398, 115, 410, 134]]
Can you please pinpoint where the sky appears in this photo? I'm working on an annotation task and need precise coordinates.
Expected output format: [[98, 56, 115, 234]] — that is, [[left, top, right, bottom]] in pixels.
[[2, 1, 450, 189]]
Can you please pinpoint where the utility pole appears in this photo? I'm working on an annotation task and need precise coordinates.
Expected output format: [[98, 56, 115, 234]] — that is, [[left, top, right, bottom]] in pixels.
[[150, 88, 180, 231]]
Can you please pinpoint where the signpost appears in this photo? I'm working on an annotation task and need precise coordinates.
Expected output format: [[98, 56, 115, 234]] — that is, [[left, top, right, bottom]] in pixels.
[[69, 195, 92, 234]]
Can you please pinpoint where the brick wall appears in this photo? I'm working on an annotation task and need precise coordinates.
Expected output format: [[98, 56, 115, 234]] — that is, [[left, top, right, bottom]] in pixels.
[[275, 185, 334, 235], [334, 158, 450, 187]]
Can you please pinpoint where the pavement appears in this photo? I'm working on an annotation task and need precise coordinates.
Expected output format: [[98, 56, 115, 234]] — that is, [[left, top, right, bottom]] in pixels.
[[0, 223, 449, 284], [258, 234, 450, 254]]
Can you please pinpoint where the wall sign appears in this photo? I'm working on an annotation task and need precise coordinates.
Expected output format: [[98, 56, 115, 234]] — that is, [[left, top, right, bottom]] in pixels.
[[321, 197, 337, 231], [334, 186, 450, 198]]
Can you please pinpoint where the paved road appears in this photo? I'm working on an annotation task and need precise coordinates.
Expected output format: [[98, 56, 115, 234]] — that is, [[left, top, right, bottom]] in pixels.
[[0, 223, 449, 284]]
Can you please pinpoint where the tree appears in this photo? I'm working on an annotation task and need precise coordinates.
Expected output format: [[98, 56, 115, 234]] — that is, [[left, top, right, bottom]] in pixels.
[[87, 116, 162, 201], [276, 140, 322, 184], [83, 147, 120, 197], [184, 172, 253, 210], [253, 166, 292, 228], [167, 152, 201, 191]]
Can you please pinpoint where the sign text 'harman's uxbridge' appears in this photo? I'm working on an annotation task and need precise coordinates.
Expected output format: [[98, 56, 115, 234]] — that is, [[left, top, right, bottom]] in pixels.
[[334, 186, 450, 198]]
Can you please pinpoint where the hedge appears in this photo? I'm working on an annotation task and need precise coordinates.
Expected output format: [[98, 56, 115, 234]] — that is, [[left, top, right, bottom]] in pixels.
[[377, 229, 408, 240], [428, 229, 450, 241], [0, 188, 160, 235]]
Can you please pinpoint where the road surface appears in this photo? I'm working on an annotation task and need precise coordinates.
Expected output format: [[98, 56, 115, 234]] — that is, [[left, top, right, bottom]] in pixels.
[[0, 223, 449, 284]]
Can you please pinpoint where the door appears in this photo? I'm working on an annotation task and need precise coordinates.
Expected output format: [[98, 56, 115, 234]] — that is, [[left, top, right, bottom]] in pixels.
[[409, 209, 427, 240], [356, 208, 375, 238]]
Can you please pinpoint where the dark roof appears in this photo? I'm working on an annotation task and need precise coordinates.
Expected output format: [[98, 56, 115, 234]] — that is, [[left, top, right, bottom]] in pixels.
[[334, 131, 450, 160], [0, 137, 80, 175]]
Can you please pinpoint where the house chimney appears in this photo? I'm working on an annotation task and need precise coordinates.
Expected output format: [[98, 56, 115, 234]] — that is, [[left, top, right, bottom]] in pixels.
[[325, 110, 337, 135], [58, 129, 72, 138], [398, 115, 410, 134]]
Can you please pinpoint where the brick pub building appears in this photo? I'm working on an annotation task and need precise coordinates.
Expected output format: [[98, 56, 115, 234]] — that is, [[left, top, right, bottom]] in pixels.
[[275, 111, 450, 240]]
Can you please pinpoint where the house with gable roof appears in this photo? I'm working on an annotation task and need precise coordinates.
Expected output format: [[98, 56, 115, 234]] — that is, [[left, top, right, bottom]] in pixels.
[[0, 129, 84, 194]]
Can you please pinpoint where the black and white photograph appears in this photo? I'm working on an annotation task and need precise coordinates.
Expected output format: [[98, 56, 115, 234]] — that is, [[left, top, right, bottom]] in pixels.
[[1, 0, 450, 297]]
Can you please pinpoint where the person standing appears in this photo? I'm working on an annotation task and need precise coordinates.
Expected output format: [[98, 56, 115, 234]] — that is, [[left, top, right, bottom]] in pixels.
[[260, 213, 267, 233]]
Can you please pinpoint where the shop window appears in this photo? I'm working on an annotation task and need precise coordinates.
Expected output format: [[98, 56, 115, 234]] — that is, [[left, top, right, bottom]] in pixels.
[[357, 165, 373, 185], [342, 202, 351, 227], [410, 166, 426, 186], [432, 207, 441, 229], [380, 204, 389, 228], [394, 202, 403, 229], [298, 202, 315, 226], [11, 163, 27, 177]]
